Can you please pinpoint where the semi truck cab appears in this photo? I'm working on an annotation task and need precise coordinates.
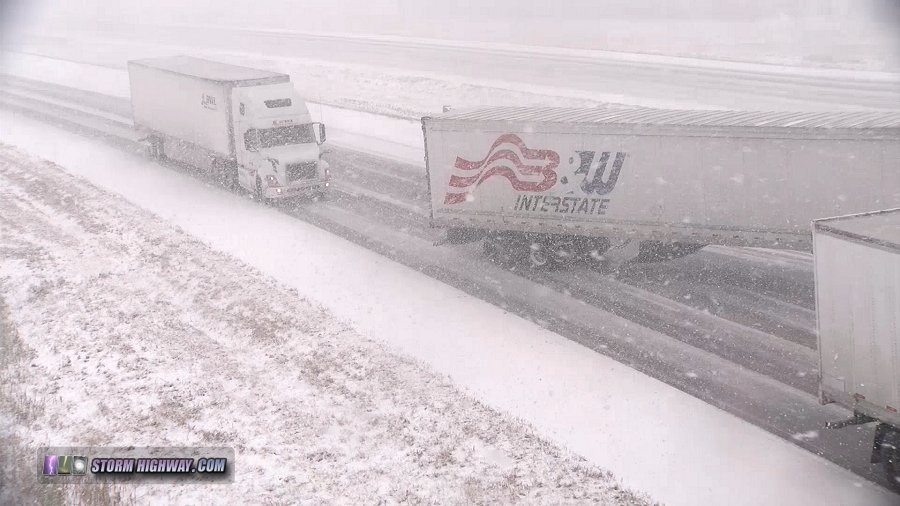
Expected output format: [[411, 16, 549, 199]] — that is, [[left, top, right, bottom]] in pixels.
[[129, 55, 329, 201], [233, 83, 329, 199]]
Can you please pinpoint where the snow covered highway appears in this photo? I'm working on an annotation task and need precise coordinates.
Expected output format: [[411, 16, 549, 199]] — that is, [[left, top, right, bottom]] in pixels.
[[2, 51, 900, 502], [2, 103, 897, 506], [184, 25, 900, 110], [6, 24, 900, 114]]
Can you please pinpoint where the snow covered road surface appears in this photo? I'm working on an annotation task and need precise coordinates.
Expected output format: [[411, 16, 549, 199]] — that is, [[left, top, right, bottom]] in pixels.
[[7, 25, 899, 112], [310, 102, 424, 166], [1, 108, 896, 505], [0, 145, 648, 505], [1, 66, 895, 489]]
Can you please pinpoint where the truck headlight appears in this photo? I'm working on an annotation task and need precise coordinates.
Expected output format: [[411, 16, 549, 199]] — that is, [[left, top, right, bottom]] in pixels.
[[265, 174, 281, 187]]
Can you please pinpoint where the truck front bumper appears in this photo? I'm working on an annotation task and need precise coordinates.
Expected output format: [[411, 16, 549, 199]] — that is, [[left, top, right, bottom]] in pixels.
[[264, 180, 330, 199]]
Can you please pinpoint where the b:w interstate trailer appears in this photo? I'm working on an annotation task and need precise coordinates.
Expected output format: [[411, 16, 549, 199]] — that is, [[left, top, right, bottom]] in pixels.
[[422, 106, 900, 267]]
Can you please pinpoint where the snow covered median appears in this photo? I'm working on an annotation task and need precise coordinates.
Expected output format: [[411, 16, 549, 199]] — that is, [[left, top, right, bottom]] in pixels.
[[0, 145, 648, 504]]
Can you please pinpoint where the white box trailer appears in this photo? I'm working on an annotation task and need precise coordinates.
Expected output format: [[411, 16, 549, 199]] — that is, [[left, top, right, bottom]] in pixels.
[[128, 56, 329, 199], [422, 107, 900, 266], [814, 209, 900, 486]]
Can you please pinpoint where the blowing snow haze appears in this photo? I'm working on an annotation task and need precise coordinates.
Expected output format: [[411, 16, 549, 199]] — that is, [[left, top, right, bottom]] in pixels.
[[2, 1, 900, 505], [5, 0, 900, 69]]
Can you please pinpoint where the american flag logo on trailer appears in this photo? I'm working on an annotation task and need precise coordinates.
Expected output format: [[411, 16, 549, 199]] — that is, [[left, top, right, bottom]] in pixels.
[[444, 134, 559, 204]]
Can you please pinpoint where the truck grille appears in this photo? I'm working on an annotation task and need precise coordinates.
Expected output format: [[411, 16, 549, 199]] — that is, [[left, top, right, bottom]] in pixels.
[[286, 162, 317, 182]]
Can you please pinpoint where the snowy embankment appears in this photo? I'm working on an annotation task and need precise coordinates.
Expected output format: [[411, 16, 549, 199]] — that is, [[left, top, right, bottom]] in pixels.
[[1, 106, 896, 505], [0, 144, 647, 504]]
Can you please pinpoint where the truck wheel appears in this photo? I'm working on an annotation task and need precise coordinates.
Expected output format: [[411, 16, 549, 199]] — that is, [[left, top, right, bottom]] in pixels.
[[483, 234, 525, 267], [577, 237, 611, 264], [528, 243, 551, 269], [483, 235, 501, 260], [255, 176, 267, 203], [212, 159, 238, 190], [210, 159, 222, 183], [153, 137, 167, 161], [879, 427, 900, 490], [147, 136, 160, 159], [227, 166, 239, 191], [546, 238, 581, 268]]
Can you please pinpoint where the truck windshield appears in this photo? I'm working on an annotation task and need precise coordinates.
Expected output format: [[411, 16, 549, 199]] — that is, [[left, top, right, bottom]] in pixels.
[[250, 124, 315, 149]]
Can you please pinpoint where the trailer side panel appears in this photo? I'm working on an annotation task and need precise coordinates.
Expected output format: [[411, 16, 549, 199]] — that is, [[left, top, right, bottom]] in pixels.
[[128, 62, 234, 157], [424, 108, 900, 249], [814, 210, 900, 426]]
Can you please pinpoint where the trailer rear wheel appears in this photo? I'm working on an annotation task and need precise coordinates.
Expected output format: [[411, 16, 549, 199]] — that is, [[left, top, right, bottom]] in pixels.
[[879, 427, 900, 490], [528, 244, 550, 269], [483, 234, 526, 267], [483, 235, 499, 259]]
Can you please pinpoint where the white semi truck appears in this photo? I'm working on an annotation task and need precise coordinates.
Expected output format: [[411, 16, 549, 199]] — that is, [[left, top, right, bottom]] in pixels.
[[128, 56, 329, 200], [422, 107, 900, 267], [813, 209, 900, 488]]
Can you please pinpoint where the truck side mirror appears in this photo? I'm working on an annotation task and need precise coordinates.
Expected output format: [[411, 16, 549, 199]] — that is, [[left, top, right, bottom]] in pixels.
[[315, 122, 326, 145]]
